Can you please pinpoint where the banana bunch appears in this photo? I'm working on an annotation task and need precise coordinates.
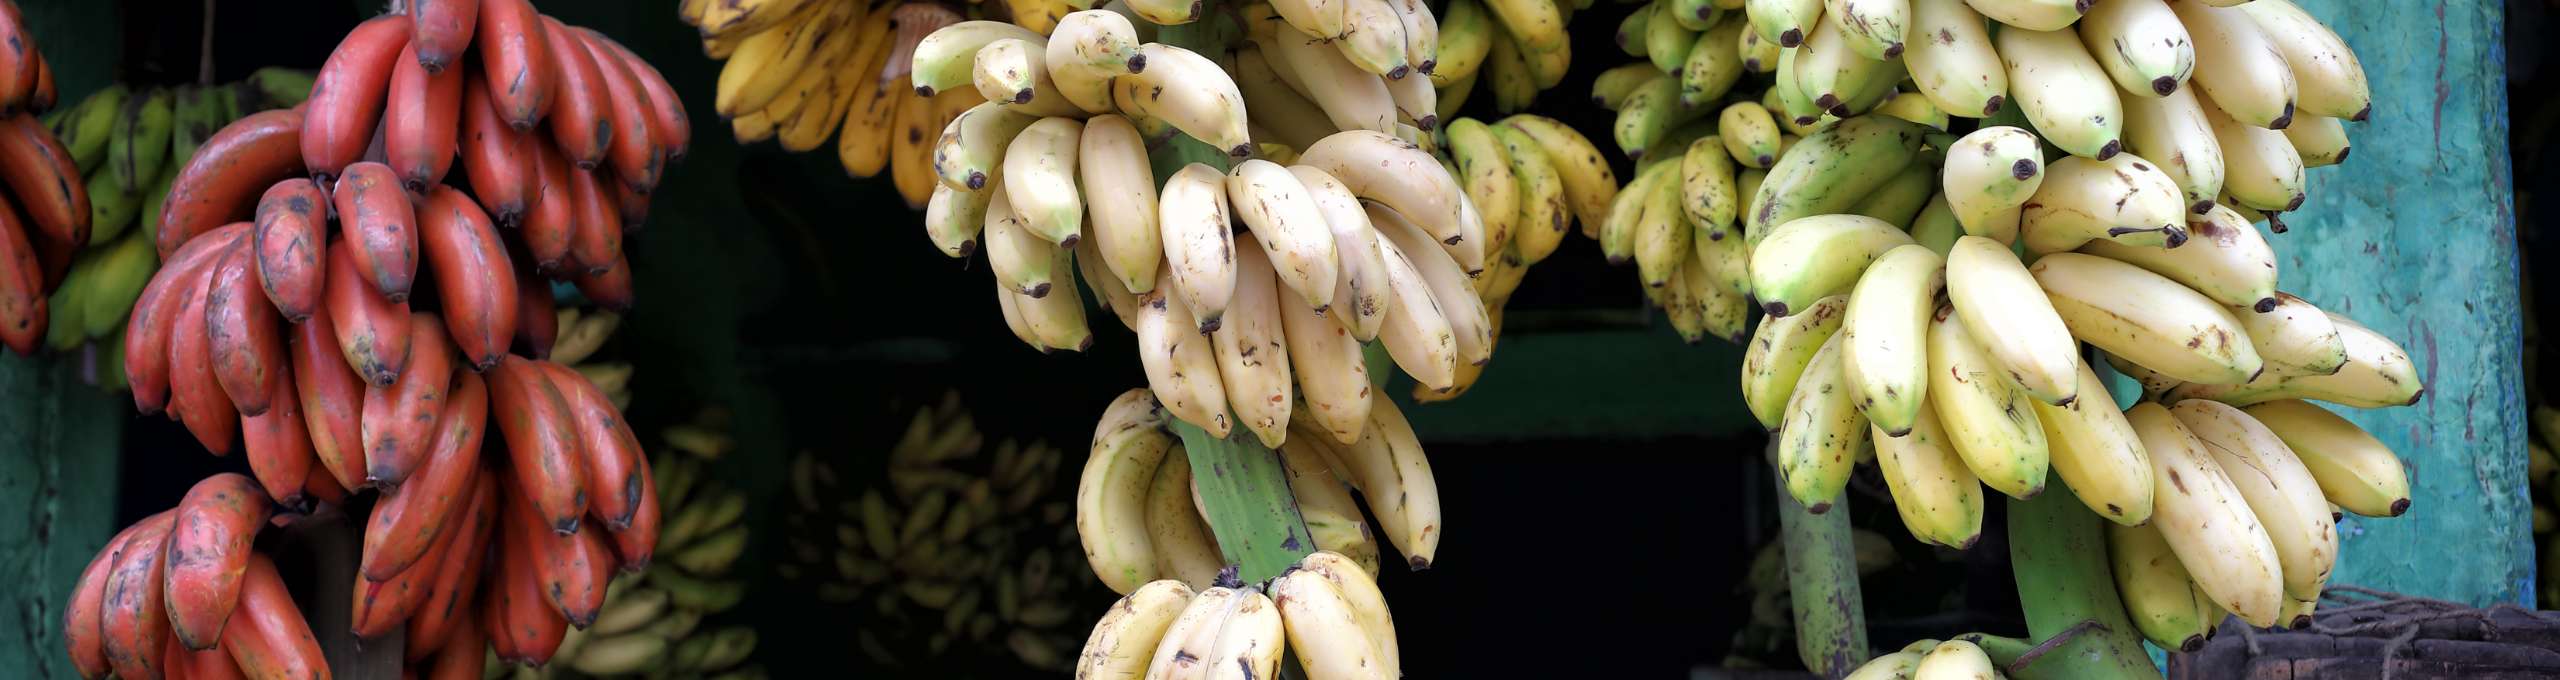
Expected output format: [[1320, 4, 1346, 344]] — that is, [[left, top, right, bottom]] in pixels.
[[64, 475, 333, 680], [0, 1, 90, 359], [511, 407, 767, 680], [1072, 550, 1400, 680], [552, 306, 635, 410], [696, 0, 982, 210], [1424, 0, 1583, 115], [777, 391, 1097, 672], [37, 71, 315, 385], [1076, 387, 1442, 597], [1841, 638, 2005, 680]]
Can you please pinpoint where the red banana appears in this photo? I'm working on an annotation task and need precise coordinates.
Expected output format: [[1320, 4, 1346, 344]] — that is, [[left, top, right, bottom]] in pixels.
[[537, 15, 610, 169], [360, 313, 455, 487], [521, 137, 574, 272], [459, 73, 534, 226], [302, 466, 348, 508], [170, 258, 240, 454], [504, 482, 610, 628], [302, 14, 412, 182], [240, 361, 315, 510], [360, 370, 485, 580], [0, 195, 40, 355], [126, 223, 248, 412], [219, 554, 330, 680], [418, 186, 517, 369], [403, 474, 494, 663], [166, 634, 244, 680], [27, 49, 51, 114], [612, 179, 648, 232], [351, 512, 449, 639], [512, 258, 556, 358], [488, 355, 590, 534], [252, 178, 329, 322], [30, 203, 66, 289], [324, 239, 413, 386], [292, 302, 369, 491], [206, 244, 286, 416], [537, 362, 642, 530], [489, 488, 567, 665], [159, 109, 307, 259], [574, 28, 659, 193], [161, 473, 273, 651], [571, 254, 633, 311], [100, 512, 176, 680], [565, 167, 620, 274], [475, 0, 552, 130], [421, 614, 483, 680], [588, 31, 688, 164], [608, 451, 658, 571], [67, 517, 155, 679], [0, 112, 89, 246], [332, 161, 420, 302], [409, 0, 479, 75], [0, 2, 35, 114], [385, 42, 463, 192]]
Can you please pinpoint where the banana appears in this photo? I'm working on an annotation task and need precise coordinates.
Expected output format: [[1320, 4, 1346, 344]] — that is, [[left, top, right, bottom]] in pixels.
[[1211, 236, 1296, 447], [1749, 214, 1916, 317], [1825, 0, 1909, 59], [1136, 276, 1234, 437], [1845, 651, 1922, 679], [1484, 0, 1565, 53], [1269, 0, 1351, 42], [1081, 115, 1162, 292], [1694, 216, 1753, 298], [2122, 87, 2229, 214], [2080, 204, 2276, 310], [1681, 137, 1741, 242], [1272, 567, 1390, 680], [1080, 580, 1198, 679], [2127, 402, 2285, 627], [1301, 130, 1467, 248], [1049, 10, 1144, 114], [1938, 126, 2042, 243], [2283, 115, 2351, 167], [1944, 235, 2078, 404], [1792, 16, 1891, 116], [1960, 0, 2081, 30], [2019, 153, 2190, 253], [2034, 252, 2261, 384], [1446, 120, 1520, 256], [1686, 242, 1751, 343], [1607, 160, 1681, 280], [1996, 26, 2122, 159], [1265, 24, 1398, 133], [2232, 292, 2347, 376], [2163, 311, 2420, 408], [1124, 43, 1253, 156], [1081, 236, 1146, 331], [1718, 102, 1784, 169], [1384, 70, 1437, 130], [110, 87, 173, 193], [2242, 400, 2410, 517], [1748, 0, 1824, 46], [2033, 359, 2156, 525], [1498, 115, 1617, 237], [934, 102, 1038, 191], [2171, 399, 2336, 602], [1486, 126, 1570, 264], [1315, 397, 1442, 568], [1146, 453, 1229, 588], [1394, 0, 1441, 76], [1778, 331, 1865, 511], [1874, 92, 1949, 131], [2235, 0, 2369, 121], [1645, 4, 1702, 75], [1144, 585, 1241, 678], [1482, 31, 1536, 113], [1913, 639, 1998, 679], [1227, 159, 1341, 311], [2172, 0, 2297, 129], [1901, 0, 2004, 117], [1337, 0, 1413, 79], [1770, 48, 1825, 129], [1160, 162, 1237, 332], [1200, 587, 1285, 680], [1590, 63, 1662, 110], [1078, 390, 1177, 594], [1683, 22, 1750, 107], [1739, 20, 1782, 72], [720, 2, 856, 117], [1742, 297, 1851, 430], [2106, 349, 2186, 401], [1371, 234, 1458, 390], [911, 21, 1044, 98], [2076, 0, 2192, 98], [974, 38, 1082, 118], [1742, 115, 1927, 243], [1842, 244, 1944, 435], [1926, 303, 2050, 499], [1288, 166, 1392, 341], [1293, 551, 1398, 671], [1278, 440, 1381, 573], [985, 190, 1064, 298], [923, 181, 992, 258], [1370, 204, 1494, 366], [1908, 194, 1963, 255], [1850, 159, 1934, 227], [1875, 406, 1985, 547], [999, 116, 1087, 245], [1281, 277, 1374, 441], [2201, 88, 2308, 212], [57, 84, 126, 171], [2108, 521, 2220, 652], [1610, 74, 1686, 159]]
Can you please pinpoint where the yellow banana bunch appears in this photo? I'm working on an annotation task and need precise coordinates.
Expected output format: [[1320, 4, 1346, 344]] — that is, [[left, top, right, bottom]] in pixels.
[[1073, 551, 1401, 680]]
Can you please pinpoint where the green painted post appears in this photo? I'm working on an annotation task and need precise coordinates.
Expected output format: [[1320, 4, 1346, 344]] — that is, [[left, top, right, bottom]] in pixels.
[[2281, 0, 2526, 606], [1, 4, 125, 677]]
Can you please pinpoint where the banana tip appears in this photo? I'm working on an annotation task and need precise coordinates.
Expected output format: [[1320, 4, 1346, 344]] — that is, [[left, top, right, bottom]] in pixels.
[[2253, 298, 2279, 314], [1762, 301, 1789, 317], [1778, 29, 1803, 47], [2388, 498, 2411, 516], [2095, 139, 2123, 161], [1805, 501, 1832, 514], [2151, 76, 2179, 97], [1882, 43, 1903, 59], [2179, 635, 2206, 652]]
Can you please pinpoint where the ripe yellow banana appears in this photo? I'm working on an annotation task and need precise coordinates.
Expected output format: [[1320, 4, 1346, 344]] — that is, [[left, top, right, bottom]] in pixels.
[[1748, 0, 1823, 46], [1372, 235, 1459, 390], [2235, 0, 2370, 121], [985, 190, 1063, 297], [1779, 331, 1866, 512], [1718, 101, 1783, 169], [1295, 551, 1399, 671], [1944, 235, 2078, 404], [2241, 399, 2410, 517], [2284, 115, 2351, 167], [974, 38, 1083, 118], [1285, 166, 1393, 343], [1338, 0, 1414, 78], [2173, 0, 2297, 129], [1212, 237, 1297, 447], [2076, 0, 2193, 98], [934, 101, 1038, 191], [1844, 651, 1922, 680], [1145, 585, 1242, 678], [1939, 125, 2043, 244], [2033, 360, 2155, 525], [1081, 237, 1145, 332], [1145, 454, 1229, 588], [1310, 398, 1441, 568], [1914, 639, 1998, 680], [1843, 244, 1945, 435], [1742, 115, 1927, 244], [1874, 407, 1984, 548], [1049, 10, 1144, 114], [2018, 152, 2190, 253], [2108, 521, 2220, 652], [999, 116, 1086, 245], [1080, 115, 1163, 293], [1961, 0, 2081, 30], [2034, 252, 2262, 384], [2080, 203, 2277, 310], [1302, 130, 1468, 249], [1018, 249, 1095, 351], [2233, 292, 2348, 376], [1078, 390, 1177, 594], [2201, 88, 2308, 212], [1160, 162, 1238, 332], [1680, 138, 1741, 243], [911, 21, 1045, 98], [1483, 0, 1565, 53], [1899, 0, 2006, 117], [1272, 565, 1391, 680], [1265, 24, 1398, 134], [2128, 401, 2285, 628], [1125, 43, 1254, 156], [1201, 587, 1285, 680], [1742, 295, 1849, 430], [1996, 25, 2122, 159], [1749, 214, 1916, 317], [1136, 276, 1234, 438], [1079, 580, 1198, 679], [1228, 160, 1343, 311], [1792, 16, 1894, 116], [1275, 442, 1381, 572], [2171, 399, 2336, 602], [923, 182, 992, 258], [1371, 204, 1495, 366], [1927, 303, 2050, 499], [2122, 86, 2229, 214], [2163, 310, 2420, 408], [1499, 115, 1619, 236]]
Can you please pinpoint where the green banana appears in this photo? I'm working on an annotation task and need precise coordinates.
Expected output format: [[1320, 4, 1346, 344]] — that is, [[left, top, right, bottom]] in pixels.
[[244, 67, 318, 109], [137, 166, 176, 245], [57, 84, 127, 171], [85, 167, 139, 243], [79, 232, 158, 339], [109, 87, 173, 191], [1743, 115, 1926, 244]]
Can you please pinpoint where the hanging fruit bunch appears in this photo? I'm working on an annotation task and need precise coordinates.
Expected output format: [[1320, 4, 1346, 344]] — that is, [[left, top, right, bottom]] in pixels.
[[66, 1, 691, 677], [36, 68, 316, 386], [1428, 0, 1588, 115], [1075, 550, 1397, 680], [1709, 0, 2415, 665], [777, 392, 1094, 671], [65, 474, 333, 680], [0, 3, 85, 358]]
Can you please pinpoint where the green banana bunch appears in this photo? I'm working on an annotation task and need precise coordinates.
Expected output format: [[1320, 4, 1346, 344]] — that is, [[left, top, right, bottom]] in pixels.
[[777, 392, 1091, 672]]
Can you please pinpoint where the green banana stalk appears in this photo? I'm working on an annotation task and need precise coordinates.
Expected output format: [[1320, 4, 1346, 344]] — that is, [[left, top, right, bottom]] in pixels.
[[1997, 479, 2163, 680], [1773, 448, 1868, 675]]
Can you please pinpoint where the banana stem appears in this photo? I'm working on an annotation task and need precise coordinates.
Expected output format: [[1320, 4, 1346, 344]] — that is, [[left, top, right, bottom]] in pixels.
[[1170, 418, 1317, 584], [1771, 444, 1868, 678], [2003, 481, 2163, 680]]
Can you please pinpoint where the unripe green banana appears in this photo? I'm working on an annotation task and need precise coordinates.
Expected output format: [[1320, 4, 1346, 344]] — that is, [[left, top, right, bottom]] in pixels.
[[1743, 115, 1926, 244]]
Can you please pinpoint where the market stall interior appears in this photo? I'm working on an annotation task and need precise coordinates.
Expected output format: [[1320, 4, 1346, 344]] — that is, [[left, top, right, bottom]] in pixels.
[[0, 0, 2530, 677]]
